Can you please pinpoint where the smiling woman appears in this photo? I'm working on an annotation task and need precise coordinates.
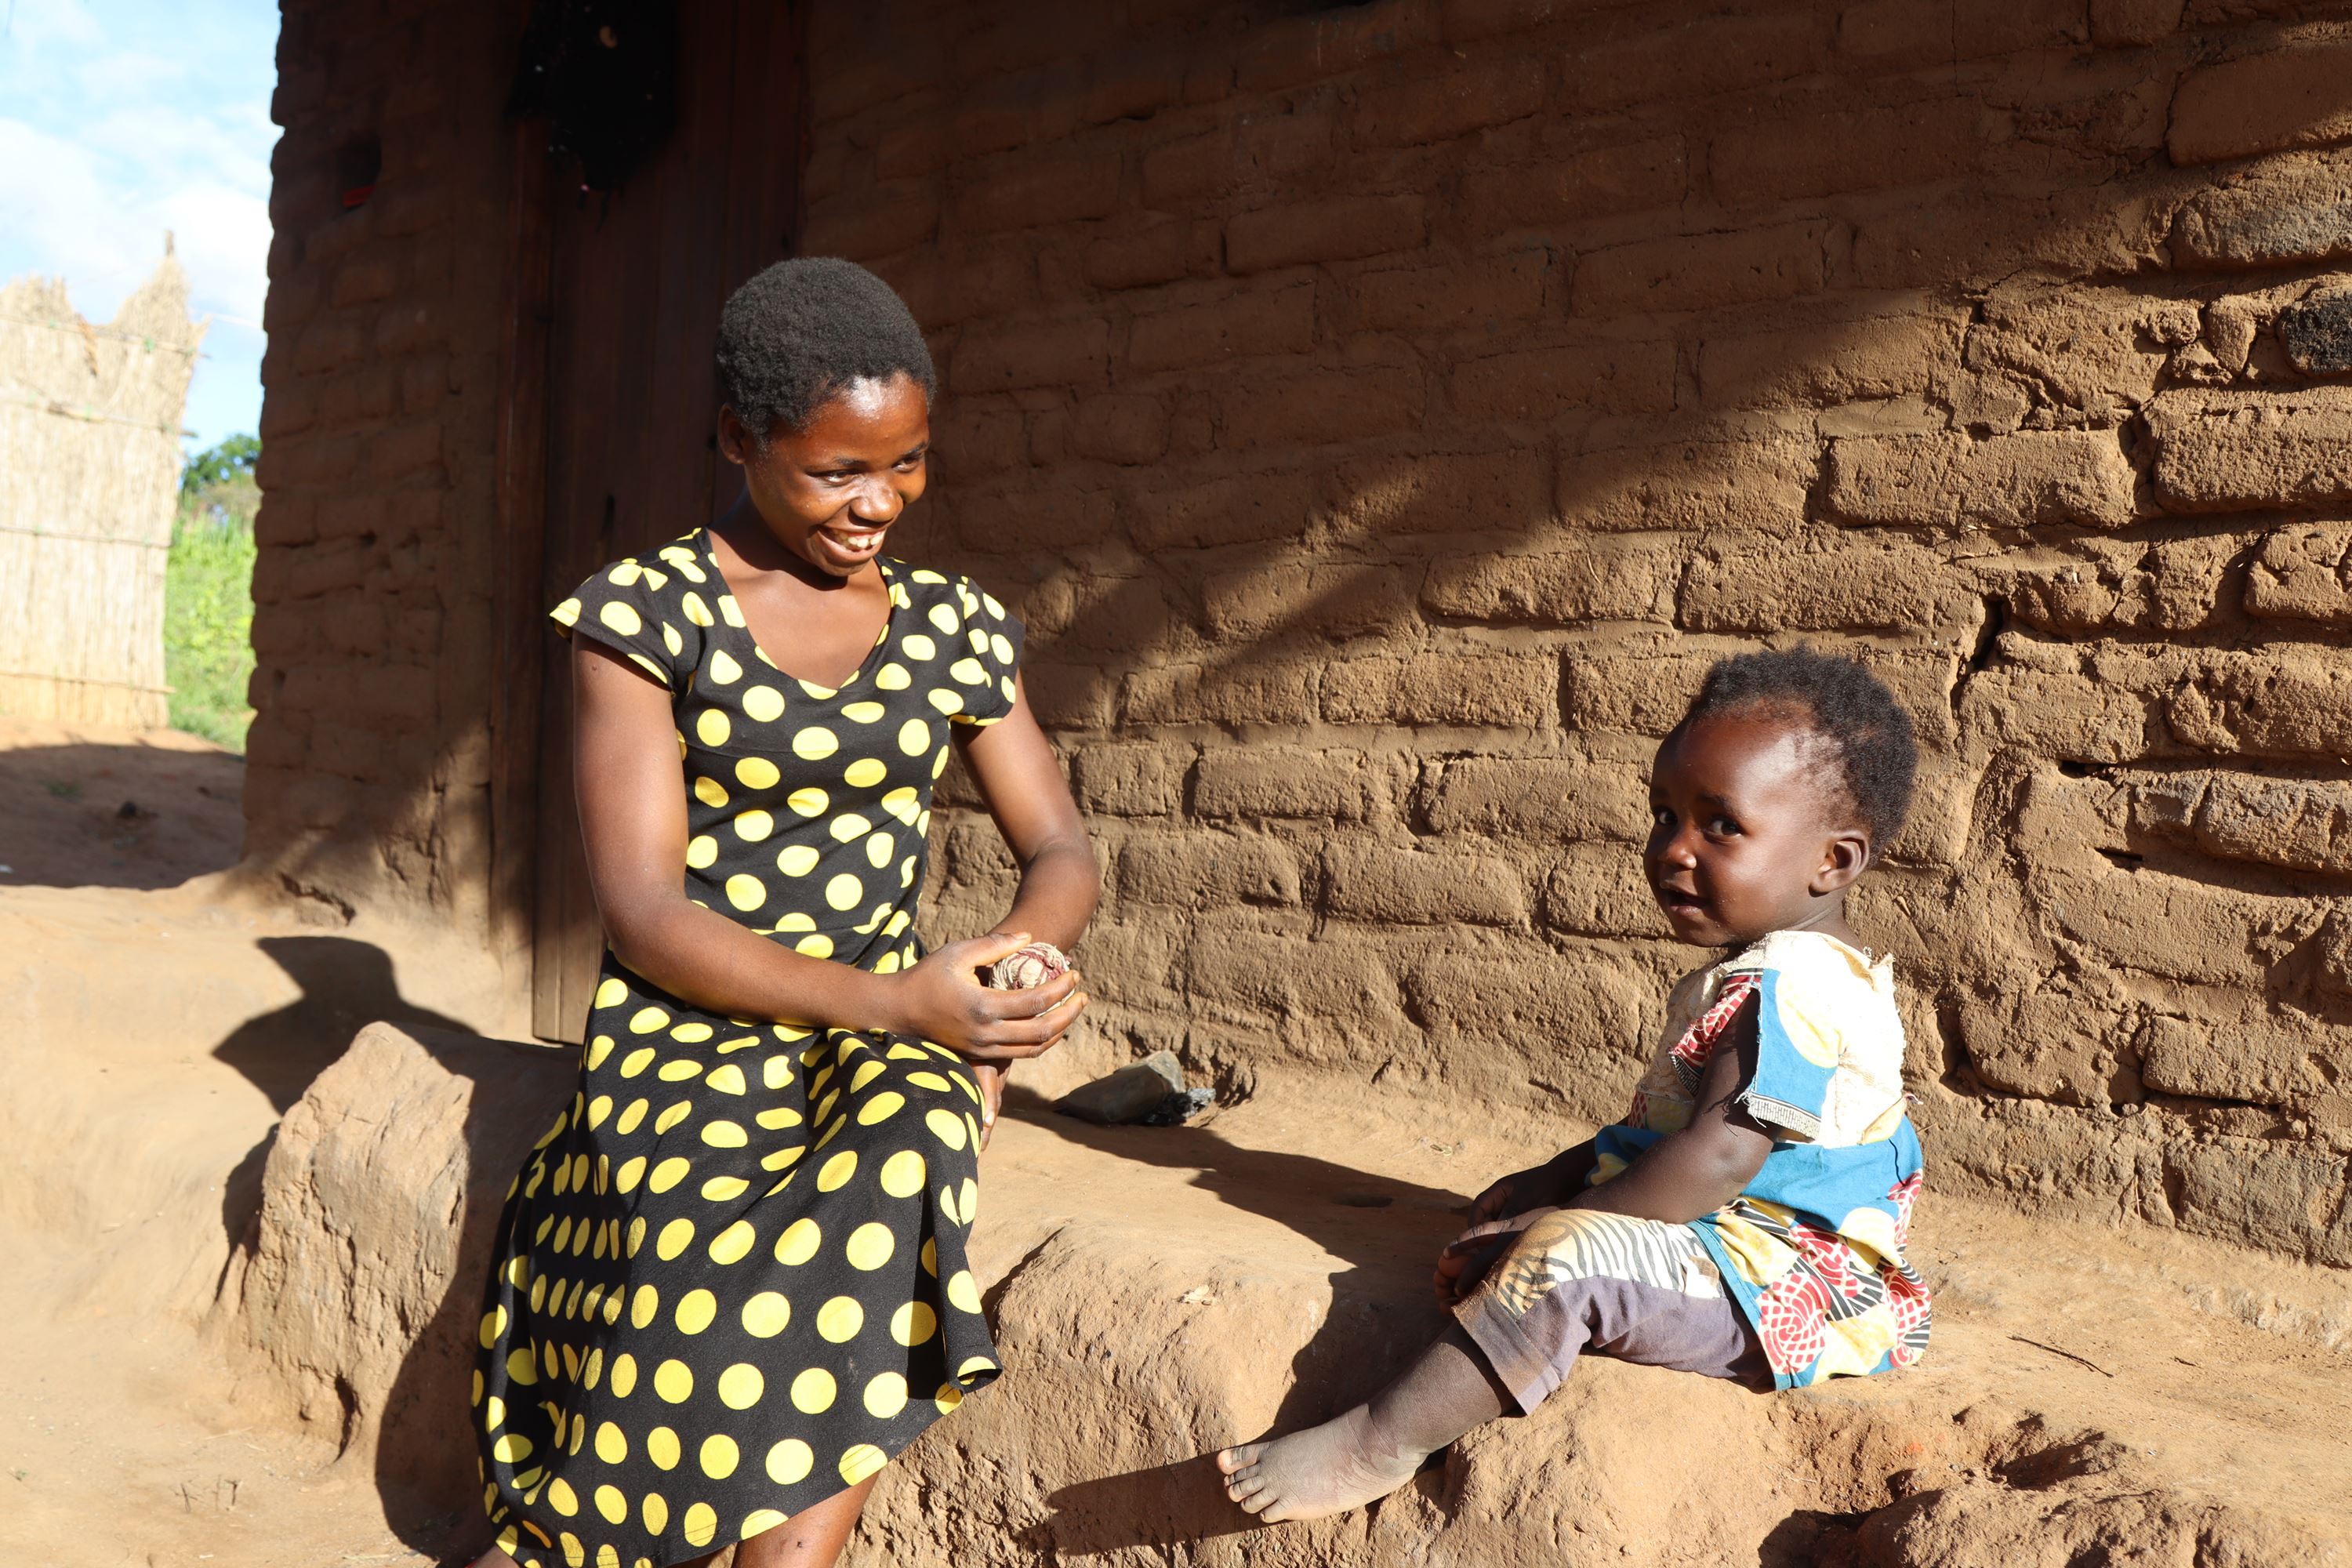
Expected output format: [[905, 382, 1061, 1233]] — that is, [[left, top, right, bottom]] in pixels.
[[466, 258, 1099, 1568]]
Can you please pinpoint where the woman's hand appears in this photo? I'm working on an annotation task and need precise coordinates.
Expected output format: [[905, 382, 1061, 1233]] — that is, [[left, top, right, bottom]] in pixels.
[[1432, 1207, 1561, 1308], [880, 930, 1087, 1062]]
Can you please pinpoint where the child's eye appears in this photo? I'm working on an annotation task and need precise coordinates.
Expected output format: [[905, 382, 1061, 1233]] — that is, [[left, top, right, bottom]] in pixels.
[[1651, 807, 1674, 829], [1708, 815, 1740, 836]]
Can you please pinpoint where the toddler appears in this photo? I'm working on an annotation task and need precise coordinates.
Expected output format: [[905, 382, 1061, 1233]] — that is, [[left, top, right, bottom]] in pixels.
[[1217, 648, 1933, 1521]]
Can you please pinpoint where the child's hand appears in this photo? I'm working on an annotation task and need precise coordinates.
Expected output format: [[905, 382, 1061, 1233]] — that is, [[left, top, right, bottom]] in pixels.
[[1468, 1158, 1576, 1225], [1432, 1207, 1560, 1308]]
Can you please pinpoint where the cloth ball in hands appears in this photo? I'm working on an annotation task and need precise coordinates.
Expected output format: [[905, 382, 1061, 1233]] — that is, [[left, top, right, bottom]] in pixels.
[[985, 941, 1069, 991]]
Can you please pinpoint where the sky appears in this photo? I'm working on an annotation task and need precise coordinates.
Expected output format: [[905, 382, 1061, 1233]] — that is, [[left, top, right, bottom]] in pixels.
[[0, 0, 279, 455]]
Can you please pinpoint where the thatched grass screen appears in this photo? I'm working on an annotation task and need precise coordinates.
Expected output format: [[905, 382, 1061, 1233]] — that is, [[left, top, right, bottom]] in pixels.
[[0, 256, 204, 728]]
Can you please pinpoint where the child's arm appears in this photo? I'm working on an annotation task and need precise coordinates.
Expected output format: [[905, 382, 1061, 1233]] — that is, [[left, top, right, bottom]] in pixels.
[[1568, 995, 1772, 1225], [1435, 998, 1774, 1305], [1465, 1141, 1602, 1226]]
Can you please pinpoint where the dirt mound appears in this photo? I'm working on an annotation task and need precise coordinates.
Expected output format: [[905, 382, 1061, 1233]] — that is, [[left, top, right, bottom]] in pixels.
[[206, 1023, 2352, 1566]]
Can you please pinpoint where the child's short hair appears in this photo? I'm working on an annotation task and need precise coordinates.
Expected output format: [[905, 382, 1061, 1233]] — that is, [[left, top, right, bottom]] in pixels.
[[715, 257, 938, 441], [1682, 646, 1918, 851]]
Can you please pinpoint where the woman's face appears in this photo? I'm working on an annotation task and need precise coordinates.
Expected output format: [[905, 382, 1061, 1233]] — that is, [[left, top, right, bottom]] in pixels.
[[720, 372, 931, 579]]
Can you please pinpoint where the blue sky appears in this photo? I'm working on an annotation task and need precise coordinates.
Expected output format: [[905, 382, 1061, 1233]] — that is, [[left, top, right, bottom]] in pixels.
[[0, 0, 279, 454]]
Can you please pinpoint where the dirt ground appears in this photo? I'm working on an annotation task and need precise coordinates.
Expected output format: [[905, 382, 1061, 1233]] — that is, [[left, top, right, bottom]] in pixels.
[[4, 720, 2350, 1566], [0, 717, 248, 890]]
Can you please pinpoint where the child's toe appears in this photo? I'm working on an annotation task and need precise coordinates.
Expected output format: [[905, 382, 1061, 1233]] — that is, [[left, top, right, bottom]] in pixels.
[[1215, 1443, 1263, 1476], [1236, 1483, 1279, 1516]]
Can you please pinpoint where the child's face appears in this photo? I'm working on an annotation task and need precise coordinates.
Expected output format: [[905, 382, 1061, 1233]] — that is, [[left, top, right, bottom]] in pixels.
[[1643, 710, 1869, 947]]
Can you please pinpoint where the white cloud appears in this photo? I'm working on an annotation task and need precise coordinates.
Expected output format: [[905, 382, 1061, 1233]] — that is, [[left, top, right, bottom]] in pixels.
[[0, 0, 278, 442]]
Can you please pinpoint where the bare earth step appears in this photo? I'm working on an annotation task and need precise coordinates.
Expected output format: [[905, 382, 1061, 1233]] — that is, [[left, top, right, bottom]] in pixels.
[[178, 1023, 2350, 1568]]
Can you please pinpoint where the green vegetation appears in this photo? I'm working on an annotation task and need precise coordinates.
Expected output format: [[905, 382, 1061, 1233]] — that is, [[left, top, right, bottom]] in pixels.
[[165, 434, 260, 750]]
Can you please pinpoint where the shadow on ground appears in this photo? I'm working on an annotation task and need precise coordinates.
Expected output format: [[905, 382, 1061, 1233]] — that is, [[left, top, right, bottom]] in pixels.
[[0, 738, 245, 889]]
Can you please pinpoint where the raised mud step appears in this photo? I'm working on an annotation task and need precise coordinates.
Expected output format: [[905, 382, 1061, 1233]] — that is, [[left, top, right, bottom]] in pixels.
[[213, 1022, 2352, 1566]]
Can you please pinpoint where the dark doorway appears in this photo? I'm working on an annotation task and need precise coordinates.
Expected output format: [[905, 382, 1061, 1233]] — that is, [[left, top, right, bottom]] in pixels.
[[492, 1, 809, 1043]]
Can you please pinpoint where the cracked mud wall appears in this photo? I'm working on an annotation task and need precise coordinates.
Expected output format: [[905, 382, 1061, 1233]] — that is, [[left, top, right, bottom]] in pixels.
[[244, 0, 2352, 1265], [804, 0, 2352, 1265]]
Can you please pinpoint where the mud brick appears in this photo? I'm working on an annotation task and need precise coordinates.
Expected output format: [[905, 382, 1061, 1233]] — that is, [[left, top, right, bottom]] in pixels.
[[1354, 53, 1548, 147], [1225, 194, 1428, 274], [1323, 844, 1530, 926], [1236, 2, 1439, 91], [2145, 388, 2352, 513], [1560, 650, 1712, 735], [1218, 365, 1425, 448], [2245, 523, 2352, 625], [951, 148, 1122, 234], [2279, 289, 2352, 376], [1127, 284, 1315, 372], [1114, 832, 1301, 908], [1200, 562, 1415, 641], [1708, 99, 1984, 204], [1822, 430, 2136, 531], [1070, 394, 1170, 466], [1699, 312, 1963, 408], [1330, 447, 1552, 537], [1349, 251, 1549, 332], [1421, 756, 1650, 842], [1571, 222, 1831, 318], [949, 316, 1111, 394], [1126, 471, 1316, 551], [1082, 220, 1221, 292], [1323, 652, 1556, 727], [1450, 339, 1675, 421], [2169, 151, 2352, 268], [1121, 662, 1319, 724], [1195, 746, 1383, 820], [1072, 742, 1192, 816], [1458, 136, 1686, 230], [1423, 539, 1676, 623], [2168, 40, 2352, 166], [800, 184, 940, 260]]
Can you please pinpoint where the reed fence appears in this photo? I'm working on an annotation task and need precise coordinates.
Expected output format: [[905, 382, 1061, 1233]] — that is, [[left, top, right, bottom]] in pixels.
[[0, 256, 205, 728]]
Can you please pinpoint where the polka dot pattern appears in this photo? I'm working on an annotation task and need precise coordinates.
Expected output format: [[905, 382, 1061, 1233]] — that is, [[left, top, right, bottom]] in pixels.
[[482, 535, 1022, 1566]]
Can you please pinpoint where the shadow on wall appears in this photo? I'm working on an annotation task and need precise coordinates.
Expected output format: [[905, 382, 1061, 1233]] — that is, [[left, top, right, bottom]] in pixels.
[[898, 110, 2352, 1260]]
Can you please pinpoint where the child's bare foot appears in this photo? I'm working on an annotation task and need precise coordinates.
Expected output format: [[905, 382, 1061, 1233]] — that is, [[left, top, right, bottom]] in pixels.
[[463, 1549, 521, 1568], [1215, 1404, 1428, 1523]]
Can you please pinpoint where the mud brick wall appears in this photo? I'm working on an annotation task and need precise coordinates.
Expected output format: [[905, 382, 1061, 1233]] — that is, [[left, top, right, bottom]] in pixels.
[[796, 0, 2352, 1265], [245, 0, 514, 937]]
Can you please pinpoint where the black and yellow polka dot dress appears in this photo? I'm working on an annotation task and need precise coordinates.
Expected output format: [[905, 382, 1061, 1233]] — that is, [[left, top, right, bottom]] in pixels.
[[472, 528, 1023, 1567]]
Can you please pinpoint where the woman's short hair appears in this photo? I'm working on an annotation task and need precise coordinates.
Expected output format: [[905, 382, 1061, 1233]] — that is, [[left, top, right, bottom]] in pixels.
[[715, 256, 936, 441]]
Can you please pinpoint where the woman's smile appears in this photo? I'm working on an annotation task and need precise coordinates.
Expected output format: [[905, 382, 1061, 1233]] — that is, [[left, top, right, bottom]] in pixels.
[[811, 519, 889, 567]]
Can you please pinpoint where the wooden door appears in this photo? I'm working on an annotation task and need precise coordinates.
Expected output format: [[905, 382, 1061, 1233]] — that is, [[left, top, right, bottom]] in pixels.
[[521, 1, 807, 1042]]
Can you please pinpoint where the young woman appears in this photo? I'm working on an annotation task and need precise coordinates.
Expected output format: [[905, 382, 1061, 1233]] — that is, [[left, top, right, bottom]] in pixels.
[[468, 259, 1098, 1568]]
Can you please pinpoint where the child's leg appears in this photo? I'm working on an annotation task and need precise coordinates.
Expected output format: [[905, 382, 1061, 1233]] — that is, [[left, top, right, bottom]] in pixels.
[[1216, 1209, 1762, 1524], [1217, 1324, 1507, 1522]]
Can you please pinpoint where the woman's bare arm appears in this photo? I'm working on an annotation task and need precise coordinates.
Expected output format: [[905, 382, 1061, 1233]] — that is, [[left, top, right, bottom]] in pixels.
[[954, 673, 1099, 954], [569, 638, 1076, 1060]]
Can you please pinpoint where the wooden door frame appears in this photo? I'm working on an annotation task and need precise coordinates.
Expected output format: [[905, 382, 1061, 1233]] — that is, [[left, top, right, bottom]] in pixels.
[[488, 0, 810, 1043], [489, 102, 558, 1030]]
